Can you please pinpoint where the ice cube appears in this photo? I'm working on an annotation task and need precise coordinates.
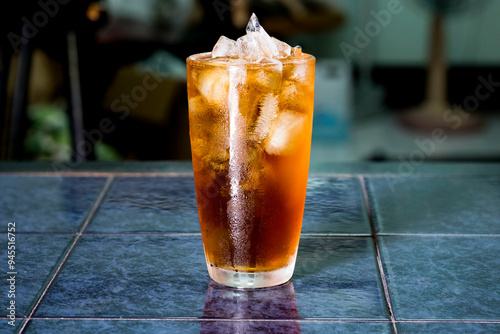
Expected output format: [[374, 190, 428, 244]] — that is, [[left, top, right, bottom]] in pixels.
[[252, 94, 278, 142], [258, 57, 283, 71], [192, 132, 229, 173], [279, 80, 298, 107], [292, 45, 303, 56], [247, 14, 279, 55], [239, 147, 267, 191], [237, 33, 260, 61], [291, 64, 308, 82], [236, 14, 280, 61], [272, 37, 291, 58], [248, 59, 282, 92], [279, 79, 313, 114], [265, 111, 307, 155], [251, 67, 281, 91], [283, 61, 310, 83], [237, 33, 277, 60], [188, 95, 206, 115], [212, 36, 239, 58], [189, 93, 229, 150], [197, 68, 229, 107], [204, 145, 229, 173], [246, 13, 261, 33], [188, 96, 213, 134]]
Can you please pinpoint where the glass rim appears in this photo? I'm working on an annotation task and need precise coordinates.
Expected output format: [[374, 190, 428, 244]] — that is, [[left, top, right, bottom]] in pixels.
[[187, 52, 315, 67]]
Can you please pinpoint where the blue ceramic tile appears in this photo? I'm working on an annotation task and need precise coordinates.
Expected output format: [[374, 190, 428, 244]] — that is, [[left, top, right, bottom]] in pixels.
[[366, 177, 500, 234], [293, 237, 388, 319], [35, 235, 208, 318], [24, 320, 201, 334], [300, 322, 393, 333], [0, 234, 73, 317], [23, 320, 393, 334], [379, 236, 500, 320], [0, 318, 24, 333], [397, 322, 500, 334], [0, 176, 107, 233], [302, 178, 371, 235], [87, 177, 200, 233]]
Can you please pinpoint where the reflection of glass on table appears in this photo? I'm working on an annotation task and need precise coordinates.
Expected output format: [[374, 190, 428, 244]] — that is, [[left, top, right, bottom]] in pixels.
[[201, 280, 301, 333]]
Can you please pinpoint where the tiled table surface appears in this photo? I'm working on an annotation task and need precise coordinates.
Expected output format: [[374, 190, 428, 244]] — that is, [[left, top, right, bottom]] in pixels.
[[0, 162, 499, 334]]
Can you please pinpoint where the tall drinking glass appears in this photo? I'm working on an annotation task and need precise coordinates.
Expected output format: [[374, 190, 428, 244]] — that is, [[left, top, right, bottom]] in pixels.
[[187, 52, 315, 288]]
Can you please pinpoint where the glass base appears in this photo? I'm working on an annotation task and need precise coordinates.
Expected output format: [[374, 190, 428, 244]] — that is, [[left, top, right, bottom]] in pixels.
[[207, 260, 296, 289]]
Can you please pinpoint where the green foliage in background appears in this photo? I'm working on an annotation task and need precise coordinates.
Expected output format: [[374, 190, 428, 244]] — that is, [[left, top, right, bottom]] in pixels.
[[25, 103, 72, 161], [25, 103, 122, 161]]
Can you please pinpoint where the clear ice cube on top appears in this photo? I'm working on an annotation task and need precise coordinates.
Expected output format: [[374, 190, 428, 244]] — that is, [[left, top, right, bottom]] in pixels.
[[238, 13, 280, 61], [248, 14, 279, 57], [236, 33, 260, 61], [272, 37, 291, 57], [210, 14, 294, 62], [212, 36, 239, 58]]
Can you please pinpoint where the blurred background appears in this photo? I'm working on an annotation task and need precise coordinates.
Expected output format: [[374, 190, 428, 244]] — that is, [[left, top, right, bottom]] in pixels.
[[1, 0, 499, 164]]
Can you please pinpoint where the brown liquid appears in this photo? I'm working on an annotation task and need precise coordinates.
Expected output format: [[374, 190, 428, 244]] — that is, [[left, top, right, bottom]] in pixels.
[[187, 53, 315, 272]]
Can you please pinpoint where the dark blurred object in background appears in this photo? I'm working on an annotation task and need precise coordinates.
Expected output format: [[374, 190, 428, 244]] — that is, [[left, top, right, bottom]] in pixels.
[[0, 0, 344, 162], [1, 0, 110, 161], [399, 0, 485, 132]]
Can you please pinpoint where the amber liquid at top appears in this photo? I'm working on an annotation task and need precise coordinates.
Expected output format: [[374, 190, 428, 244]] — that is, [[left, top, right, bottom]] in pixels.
[[187, 53, 315, 272]]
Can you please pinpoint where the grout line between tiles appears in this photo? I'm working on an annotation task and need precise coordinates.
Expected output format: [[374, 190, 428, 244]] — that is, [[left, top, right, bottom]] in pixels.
[[12, 316, 500, 323], [17, 176, 115, 334], [4, 232, 499, 237], [24, 317, 392, 323], [79, 233, 374, 237], [358, 176, 398, 334], [82, 232, 203, 237], [396, 319, 500, 324], [12, 232, 499, 237]]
